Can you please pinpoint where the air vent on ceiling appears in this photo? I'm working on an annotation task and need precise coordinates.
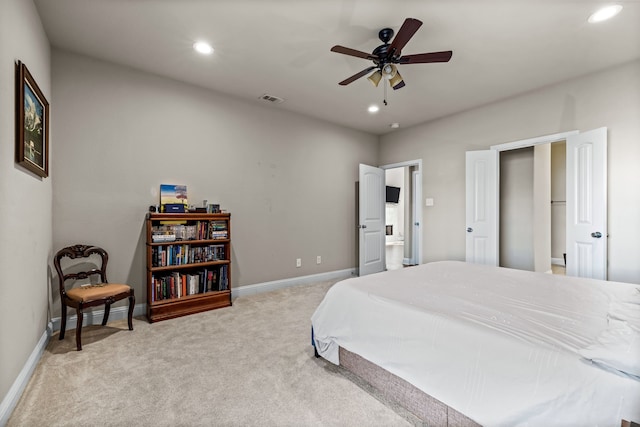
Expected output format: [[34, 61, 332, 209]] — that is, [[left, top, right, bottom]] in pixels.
[[259, 94, 285, 104]]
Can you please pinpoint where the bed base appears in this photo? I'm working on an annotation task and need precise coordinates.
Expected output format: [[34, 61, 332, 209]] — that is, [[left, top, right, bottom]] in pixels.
[[338, 347, 481, 427]]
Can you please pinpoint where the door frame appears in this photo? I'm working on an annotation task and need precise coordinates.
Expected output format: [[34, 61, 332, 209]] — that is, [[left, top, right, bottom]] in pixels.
[[491, 131, 578, 270], [490, 131, 579, 152], [380, 159, 423, 266]]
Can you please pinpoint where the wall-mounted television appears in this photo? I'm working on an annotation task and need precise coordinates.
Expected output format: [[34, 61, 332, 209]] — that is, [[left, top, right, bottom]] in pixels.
[[386, 186, 401, 204]]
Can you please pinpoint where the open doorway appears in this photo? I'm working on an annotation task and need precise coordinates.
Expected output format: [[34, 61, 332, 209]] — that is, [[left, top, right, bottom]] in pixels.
[[357, 159, 422, 276], [385, 167, 406, 270], [499, 142, 566, 275], [550, 141, 566, 275], [382, 160, 422, 271]]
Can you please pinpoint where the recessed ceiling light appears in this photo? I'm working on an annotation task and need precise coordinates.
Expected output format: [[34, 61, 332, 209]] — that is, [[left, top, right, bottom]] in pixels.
[[193, 41, 214, 55], [368, 105, 380, 114], [390, 123, 400, 129], [588, 5, 622, 23]]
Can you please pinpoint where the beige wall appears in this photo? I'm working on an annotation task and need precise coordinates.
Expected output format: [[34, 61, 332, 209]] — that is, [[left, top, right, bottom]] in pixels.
[[50, 50, 377, 315], [0, 0, 52, 412], [380, 60, 640, 285]]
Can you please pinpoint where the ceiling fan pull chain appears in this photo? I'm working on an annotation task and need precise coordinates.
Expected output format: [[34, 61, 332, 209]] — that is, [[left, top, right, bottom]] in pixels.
[[384, 80, 388, 106]]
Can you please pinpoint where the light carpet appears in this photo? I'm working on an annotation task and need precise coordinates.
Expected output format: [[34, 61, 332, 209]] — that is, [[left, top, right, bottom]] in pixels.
[[8, 280, 415, 426]]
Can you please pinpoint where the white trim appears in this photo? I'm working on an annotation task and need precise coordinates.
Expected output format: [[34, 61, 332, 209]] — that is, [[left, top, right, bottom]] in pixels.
[[551, 257, 565, 266], [50, 304, 146, 333], [402, 257, 413, 265], [491, 130, 578, 152], [0, 326, 51, 426], [380, 159, 422, 170], [232, 268, 355, 299]]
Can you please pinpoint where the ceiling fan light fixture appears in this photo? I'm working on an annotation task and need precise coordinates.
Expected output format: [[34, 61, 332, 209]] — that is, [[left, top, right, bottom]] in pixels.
[[392, 80, 406, 90], [368, 71, 382, 87], [389, 70, 404, 89], [368, 104, 380, 114], [382, 64, 397, 79], [588, 5, 622, 23]]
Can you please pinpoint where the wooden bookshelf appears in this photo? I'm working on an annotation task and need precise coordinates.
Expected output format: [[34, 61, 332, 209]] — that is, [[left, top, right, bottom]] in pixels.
[[146, 213, 231, 322]]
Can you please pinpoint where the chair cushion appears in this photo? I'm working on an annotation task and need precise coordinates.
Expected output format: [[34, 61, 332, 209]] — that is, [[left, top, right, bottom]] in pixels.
[[66, 283, 131, 303]]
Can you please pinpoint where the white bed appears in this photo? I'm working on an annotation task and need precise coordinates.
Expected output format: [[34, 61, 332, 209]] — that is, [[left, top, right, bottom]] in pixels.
[[311, 261, 640, 426]]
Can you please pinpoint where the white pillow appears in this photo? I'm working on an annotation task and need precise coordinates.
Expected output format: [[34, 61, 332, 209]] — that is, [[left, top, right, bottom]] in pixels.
[[579, 320, 640, 377]]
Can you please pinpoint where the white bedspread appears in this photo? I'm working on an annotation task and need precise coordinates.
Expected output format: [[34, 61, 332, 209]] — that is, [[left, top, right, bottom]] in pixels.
[[311, 261, 640, 426]]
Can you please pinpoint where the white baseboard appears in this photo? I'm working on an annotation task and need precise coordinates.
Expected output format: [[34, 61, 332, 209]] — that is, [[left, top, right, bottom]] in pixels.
[[551, 257, 565, 266], [50, 303, 147, 333], [232, 268, 356, 299], [0, 324, 51, 427]]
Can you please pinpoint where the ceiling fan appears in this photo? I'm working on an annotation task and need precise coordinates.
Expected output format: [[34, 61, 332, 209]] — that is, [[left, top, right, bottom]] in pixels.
[[331, 18, 452, 91]]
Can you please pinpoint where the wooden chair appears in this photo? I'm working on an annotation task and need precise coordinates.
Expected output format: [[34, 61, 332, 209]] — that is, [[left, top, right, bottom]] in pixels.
[[54, 244, 135, 350]]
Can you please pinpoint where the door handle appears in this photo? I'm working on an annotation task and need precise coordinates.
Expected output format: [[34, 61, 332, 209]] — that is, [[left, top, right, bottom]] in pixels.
[[591, 231, 602, 238], [466, 227, 473, 233]]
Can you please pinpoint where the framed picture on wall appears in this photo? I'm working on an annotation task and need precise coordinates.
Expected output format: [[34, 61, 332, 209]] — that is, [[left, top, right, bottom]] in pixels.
[[16, 61, 49, 178]]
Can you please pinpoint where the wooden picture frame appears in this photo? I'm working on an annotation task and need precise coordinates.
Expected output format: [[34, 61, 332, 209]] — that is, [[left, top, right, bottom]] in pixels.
[[16, 61, 49, 178]]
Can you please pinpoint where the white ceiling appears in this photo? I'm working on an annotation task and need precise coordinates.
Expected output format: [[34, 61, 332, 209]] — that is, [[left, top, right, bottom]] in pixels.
[[34, 0, 640, 135]]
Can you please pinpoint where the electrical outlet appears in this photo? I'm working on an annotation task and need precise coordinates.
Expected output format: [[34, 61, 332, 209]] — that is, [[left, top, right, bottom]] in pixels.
[[316, 256, 322, 264], [296, 258, 302, 268]]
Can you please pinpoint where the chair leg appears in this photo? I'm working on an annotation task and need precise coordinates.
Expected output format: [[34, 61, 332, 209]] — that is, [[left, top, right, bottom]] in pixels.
[[127, 293, 135, 331], [75, 308, 83, 351], [59, 304, 67, 340], [102, 303, 111, 326]]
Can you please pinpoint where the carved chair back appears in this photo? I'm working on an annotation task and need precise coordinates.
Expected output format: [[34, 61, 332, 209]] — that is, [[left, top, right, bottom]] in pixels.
[[54, 244, 110, 299]]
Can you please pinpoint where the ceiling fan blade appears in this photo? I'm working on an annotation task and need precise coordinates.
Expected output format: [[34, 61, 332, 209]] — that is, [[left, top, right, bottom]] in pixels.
[[338, 66, 376, 85], [331, 45, 375, 60], [398, 50, 453, 64], [388, 18, 423, 57]]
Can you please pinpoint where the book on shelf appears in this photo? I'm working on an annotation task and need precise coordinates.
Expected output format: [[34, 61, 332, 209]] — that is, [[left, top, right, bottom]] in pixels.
[[160, 184, 188, 212], [188, 274, 197, 295]]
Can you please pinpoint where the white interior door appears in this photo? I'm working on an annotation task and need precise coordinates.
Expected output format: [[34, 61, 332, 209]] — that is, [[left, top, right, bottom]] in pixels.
[[465, 150, 499, 265], [359, 164, 385, 276], [566, 127, 607, 279]]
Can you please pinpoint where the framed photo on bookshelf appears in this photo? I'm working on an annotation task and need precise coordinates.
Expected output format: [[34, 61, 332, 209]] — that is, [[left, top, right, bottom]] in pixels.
[[16, 61, 49, 178]]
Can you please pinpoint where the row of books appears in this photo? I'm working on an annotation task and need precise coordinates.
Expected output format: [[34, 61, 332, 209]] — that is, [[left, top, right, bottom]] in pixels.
[[211, 220, 227, 231], [151, 220, 228, 242], [210, 221, 228, 239], [151, 265, 229, 302], [211, 231, 228, 239], [152, 244, 226, 267]]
